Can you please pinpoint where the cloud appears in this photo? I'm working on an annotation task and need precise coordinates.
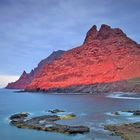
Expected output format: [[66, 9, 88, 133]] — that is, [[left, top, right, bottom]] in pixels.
[[0, 0, 140, 77], [0, 75, 19, 88]]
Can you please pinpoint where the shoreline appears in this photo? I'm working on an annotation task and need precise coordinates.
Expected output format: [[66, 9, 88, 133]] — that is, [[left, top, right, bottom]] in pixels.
[[8, 77, 140, 94], [16, 89, 140, 100], [105, 122, 140, 140]]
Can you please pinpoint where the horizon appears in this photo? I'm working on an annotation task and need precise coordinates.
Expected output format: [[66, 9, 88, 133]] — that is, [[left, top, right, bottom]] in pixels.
[[0, 0, 140, 87]]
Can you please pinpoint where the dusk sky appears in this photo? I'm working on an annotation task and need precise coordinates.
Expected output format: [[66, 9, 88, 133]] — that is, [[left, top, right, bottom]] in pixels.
[[0, 0, 140, 87]]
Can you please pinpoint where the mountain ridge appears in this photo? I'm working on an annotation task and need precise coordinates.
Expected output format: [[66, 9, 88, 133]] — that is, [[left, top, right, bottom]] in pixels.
[[25, 24, 140, 92], [6, 50, 65, 89]]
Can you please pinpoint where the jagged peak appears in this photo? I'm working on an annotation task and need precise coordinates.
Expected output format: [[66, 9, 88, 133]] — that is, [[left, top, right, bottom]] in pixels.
[[97, 24, 126, 40], [84, 24, 127, 44], [83, 25, 98, 44], [98, 24, 111, 35], [87, 25, 97, 33], [22, 70, 27, 75], [99, 24, 111, 31], [19, 70, 27, 79], [30, 69, 34, 74]]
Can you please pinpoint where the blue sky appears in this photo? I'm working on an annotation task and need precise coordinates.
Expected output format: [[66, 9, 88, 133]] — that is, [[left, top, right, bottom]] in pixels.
[[0, 0, 140, 87]]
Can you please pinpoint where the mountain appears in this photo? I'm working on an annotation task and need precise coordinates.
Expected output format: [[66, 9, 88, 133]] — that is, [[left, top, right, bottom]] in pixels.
[[25, 24, 140, 93], [6, 50, 65, 89]]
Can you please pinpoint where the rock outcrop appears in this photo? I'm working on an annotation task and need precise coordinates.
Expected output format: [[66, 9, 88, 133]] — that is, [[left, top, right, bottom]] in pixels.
[[9, 112, 90, 134], [25, 24, 140, 92], [6, 50, 65, 89], [105, 122, 140, 140]]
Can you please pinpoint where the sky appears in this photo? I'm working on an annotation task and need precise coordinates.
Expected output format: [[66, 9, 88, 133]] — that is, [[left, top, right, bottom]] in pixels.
[[0, 0, 140, 87]]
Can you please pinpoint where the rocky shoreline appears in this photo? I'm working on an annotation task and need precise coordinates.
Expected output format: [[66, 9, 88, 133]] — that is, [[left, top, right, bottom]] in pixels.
[[24, 77, 140, 94], [105, 110, 140, 140], [9, 109, 140, 139], [109, 110, 140, 116], [9, 110, 89, 134], [105, 122, 140, 140]]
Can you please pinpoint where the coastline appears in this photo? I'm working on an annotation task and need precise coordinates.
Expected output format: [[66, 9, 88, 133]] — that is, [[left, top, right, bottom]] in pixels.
[[21, 77, 140, 95], [105, 122, 140, 140]]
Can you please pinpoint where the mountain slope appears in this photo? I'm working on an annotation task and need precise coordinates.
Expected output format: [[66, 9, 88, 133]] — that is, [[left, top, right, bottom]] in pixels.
[[26, 24, 140, 91], [6, 50, 65, 89]]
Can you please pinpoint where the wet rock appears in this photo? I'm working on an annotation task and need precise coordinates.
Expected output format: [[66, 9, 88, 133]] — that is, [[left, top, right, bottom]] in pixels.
[[44, 124, 89, 134], [105, 122, 140, 140], [113, 112, 120, 115], [10, 112, 29, 120], [65, 125, 90, 134], [48, 109, 65, 113], [133, 111, 140, 116], [122, 110, 140, 116], [9, 112, 89, 134]]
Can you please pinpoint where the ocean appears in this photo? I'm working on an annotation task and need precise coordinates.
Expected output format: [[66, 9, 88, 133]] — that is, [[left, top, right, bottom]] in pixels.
[[0, 89, 140, 140]]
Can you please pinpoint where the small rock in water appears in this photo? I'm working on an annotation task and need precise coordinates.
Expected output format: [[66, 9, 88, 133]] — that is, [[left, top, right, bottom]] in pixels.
[[48, 109, 65, 113], [133, 110, 140, 116], [10, 112, 29, 120], [113, 112, 120, 115], [122, 110, 140, 116]]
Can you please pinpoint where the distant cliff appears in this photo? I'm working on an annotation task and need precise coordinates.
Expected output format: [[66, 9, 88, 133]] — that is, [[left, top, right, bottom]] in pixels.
[[6, 24, 140, 93], [26, 24, 140, 92], [6, 50, 65, 89]]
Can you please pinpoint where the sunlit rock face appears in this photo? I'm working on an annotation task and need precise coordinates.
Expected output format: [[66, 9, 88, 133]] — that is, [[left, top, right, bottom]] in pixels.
[[6, 70, 34, 89], [26, 24, 140, 91], [6, 50, 65, 89]]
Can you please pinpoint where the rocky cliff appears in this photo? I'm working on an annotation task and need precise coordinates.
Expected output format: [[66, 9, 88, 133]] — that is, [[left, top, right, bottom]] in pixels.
[[25, 24, 140, 92], [6, 50, 65, 89]]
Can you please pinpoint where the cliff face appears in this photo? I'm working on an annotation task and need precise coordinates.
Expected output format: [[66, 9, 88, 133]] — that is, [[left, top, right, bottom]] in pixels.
[[6, 50, 65, 89], [26, 24, 140, 91]]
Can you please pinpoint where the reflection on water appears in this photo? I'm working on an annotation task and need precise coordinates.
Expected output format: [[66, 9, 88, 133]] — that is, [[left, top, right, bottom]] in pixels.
[[0, 89, 140, 140]]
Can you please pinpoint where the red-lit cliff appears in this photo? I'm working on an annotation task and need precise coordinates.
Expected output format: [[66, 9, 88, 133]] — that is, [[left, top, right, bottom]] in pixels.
[[6, 50, 65, 89], [26, 24, 140, 92]]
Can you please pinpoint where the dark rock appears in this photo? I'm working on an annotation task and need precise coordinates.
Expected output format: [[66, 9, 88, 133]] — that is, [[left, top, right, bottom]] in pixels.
[[43, 124, 89, 134], [10, 112, 29, 120], [133, 111, 140, 116], [67, 125, 89, 134], [122, 110, 140, 116], [104, 122, 140, 140], [48, 109, 65, 113], [113, 112, 120, 115], [9, 112, 89, 134]]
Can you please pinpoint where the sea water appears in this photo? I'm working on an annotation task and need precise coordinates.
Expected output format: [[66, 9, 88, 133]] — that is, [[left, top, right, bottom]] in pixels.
[[0, 89, 140, 140]]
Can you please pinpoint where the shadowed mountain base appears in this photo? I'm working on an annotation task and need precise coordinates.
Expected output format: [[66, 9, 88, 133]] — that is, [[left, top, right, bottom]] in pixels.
[[25, 77, 140, 94]]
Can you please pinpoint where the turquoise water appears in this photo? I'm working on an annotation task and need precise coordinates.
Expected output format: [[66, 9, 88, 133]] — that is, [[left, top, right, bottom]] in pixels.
[[0, 89, 140, 140]]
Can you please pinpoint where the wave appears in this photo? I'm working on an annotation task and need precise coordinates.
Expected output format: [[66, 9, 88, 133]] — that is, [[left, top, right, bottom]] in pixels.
[[107, 92, 140, 99]]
